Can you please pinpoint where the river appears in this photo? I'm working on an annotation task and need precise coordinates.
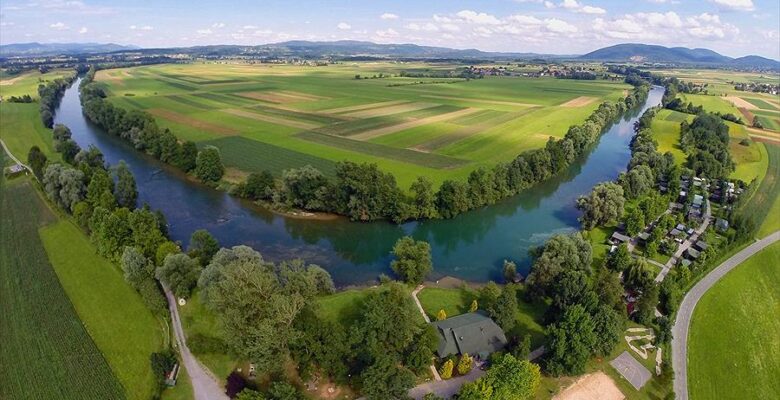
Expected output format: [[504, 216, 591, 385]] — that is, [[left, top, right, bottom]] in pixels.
[[54, 80, 663, 286]]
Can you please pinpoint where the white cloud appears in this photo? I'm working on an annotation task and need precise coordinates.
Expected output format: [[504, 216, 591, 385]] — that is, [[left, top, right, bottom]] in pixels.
[[242, 25, 258, 30], [405, 22, 439, 32], [709, 0, 754, 11], [548, 0, 606, 14], [455, 10, 502, 25], [78, 26, 87, 34], [212, 22, 225, 28], [337, 22, 351, 30], [580, 5, 606, 14], [196, 28, 213, 35], [545, 18, 578, 33], [380, 13, 398, 20], [130, 25, 153, 31], [375, 28, 399, 38], [49, 22, 68, 30]]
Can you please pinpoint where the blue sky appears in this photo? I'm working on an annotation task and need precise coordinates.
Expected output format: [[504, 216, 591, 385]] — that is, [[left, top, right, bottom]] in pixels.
[[1, 0, 778, 58]]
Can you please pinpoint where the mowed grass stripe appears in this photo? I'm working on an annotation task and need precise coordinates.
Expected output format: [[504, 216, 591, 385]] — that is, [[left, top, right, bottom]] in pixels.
[[420, 94, 540, 108], [0, 179, 126, 400], [343, 102, 439, 118], [320, 100, 408, 114], [248, 104, 345, 125], [223, 108, 318, 130], [201, 136, 338, 176], [296, 131, 469, 169], [744, 97, 779, 111], [166, 95, 211, 110], [412, 109, 534, 152], [350, 107, 482, 140], [149, 108, 238, 135], [191, 91, 257, 108]]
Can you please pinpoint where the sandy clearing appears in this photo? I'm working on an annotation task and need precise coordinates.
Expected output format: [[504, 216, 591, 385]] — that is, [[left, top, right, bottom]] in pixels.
[[319, 100, 408, 114], [351, 107, 482, 140], [420, 94, 540, 108], [237, 90, 325, 103], [344, 102, 439, 118], [560, 96, 597, 107], [553, 372, 624, 400], [724, 96, 757, 110], [0, 74, 28, 86], [148, 108, 238, 135], [223, 108, 318, 130]]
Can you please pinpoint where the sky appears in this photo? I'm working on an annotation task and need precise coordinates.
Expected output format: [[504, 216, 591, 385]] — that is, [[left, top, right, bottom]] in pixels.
[[1, 0, 778, 59]]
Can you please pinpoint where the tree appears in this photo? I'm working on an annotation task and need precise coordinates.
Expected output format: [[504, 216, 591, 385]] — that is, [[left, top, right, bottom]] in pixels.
[[177, 140, 198, 172], [549, 270, 598, 319], [606, 243, 632, 272], [512, 334, 532, 360], [121, 246, 153, 289], [437, 309, 447, 321], [436, 179, 471, 218], [440, 359, 454, 379], [351, 282, 421, 361], [236, 389, 267, 400], [291, 308, 349, 382], [593, 267, 625, 313], [483, 354, 541, 400], [619, 165, 654, 199], [469, 299, 478, 313], [635, 284, 659, 325], [333, 161, 403, 221], [27, 146, 47, 180], [276, 165, 330, 210], [114, 161, 137, 208], [457, 353, 473, 375], [591, 307, 624, 356], [491, 284, 518, 332], [546, 305, 597, 376], [390, 236, 432, 284], [188, 229, 219, 266], [624, 205, 646, 237], [242, 171, 275, 200], [268, 382, 300, 400], [87, 169, 116, 209], [361, 355, 415, 400], [410, 176, 438, 219], [503, 260, 518, 283], [194, 145, 224, 183], [526, 234, 592, 297], [156, 253, 201, 298], [576, 182, 625, 229], [155, 241, 180, 266], [479, 282, 501, 312], [403, 325, 438, 374]]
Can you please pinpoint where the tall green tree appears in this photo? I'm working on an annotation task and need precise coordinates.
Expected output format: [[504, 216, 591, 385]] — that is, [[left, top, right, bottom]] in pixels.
[[26, 146, 47, 180], [410, 176, 438, 219], [194, 145, 224, 183], [390, 236, 433, 284], [114, 161, 137, 208], [546, 305, 597, 376], [156, 253, 201, 298], [188, 229, 219, 266], [576, 182, 625, 230]]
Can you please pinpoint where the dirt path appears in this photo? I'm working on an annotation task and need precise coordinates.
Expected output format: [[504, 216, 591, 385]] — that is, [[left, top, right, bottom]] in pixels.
[[672, 231, 780, 400], [410, 285, 441, 382], [164, 287, 228, 400]]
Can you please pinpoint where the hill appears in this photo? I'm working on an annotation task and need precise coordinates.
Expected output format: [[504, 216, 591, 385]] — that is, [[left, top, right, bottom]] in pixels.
[[0, 42, 138, 56], [580, 43, 779, 70]]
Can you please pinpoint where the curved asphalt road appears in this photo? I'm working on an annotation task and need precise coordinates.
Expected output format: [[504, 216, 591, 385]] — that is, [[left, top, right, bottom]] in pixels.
[[672, 231, 780, 400]]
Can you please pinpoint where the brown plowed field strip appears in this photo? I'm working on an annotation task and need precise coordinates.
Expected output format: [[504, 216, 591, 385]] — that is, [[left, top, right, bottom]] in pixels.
[[420, 94, 540, 108], [725, 96, 757, 110], [319, 100, 408, 114], [560, 96, 597, 107], [343, 102, 439, 118], [148, 108, 238, 135]]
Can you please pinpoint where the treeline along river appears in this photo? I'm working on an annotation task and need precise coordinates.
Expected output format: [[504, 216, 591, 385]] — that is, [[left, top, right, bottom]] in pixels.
[[54, 78, 664, 286]]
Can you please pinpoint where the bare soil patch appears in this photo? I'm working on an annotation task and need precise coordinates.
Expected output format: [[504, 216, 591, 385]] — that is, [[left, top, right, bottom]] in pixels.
[[560, 96, 597, 108], [148, 108, 238, 135], [0, 74, 27, 86], [320, 100, 407, 114], [223, 108, 319, 130], [738, 107, 755, 122], [553, 372, 624, 400], [724, 96, 757, 110], [344, 102, 438, 118], [351, 107, 481, 140]]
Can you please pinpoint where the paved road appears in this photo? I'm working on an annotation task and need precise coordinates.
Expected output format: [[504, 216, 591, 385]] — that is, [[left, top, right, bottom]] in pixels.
[[672, 231, 780, 400], [655, 201, 711, 283], [165, 287, 228, 400]]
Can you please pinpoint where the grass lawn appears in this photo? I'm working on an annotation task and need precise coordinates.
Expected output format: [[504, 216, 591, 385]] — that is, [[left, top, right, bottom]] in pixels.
[[688, 241, 780, 400], [0, 68, 75, 99], [0, 177, 125, 400], [40, 218, 166, 400], [744, 143, 780, 237], [583, 226, 612, 268], [650, 109, 689, 165], [0, 102, 62, 162]]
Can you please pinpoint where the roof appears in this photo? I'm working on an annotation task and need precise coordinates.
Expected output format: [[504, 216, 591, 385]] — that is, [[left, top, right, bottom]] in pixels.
[[638, 232, 651, 240], [670, 229, 682, 236], [432, 311, 507, 359], [716, 218, 729, 229], [686, 248, 700, 259], [694, 240, 708, 250], [611, 232, 631, 243]]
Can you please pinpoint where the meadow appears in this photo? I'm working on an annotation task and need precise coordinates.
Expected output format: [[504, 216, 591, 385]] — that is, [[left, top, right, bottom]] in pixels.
[[0, 102, 61, 162], [95, 62, 630, 188], [0, 68, 74, 99], [688, 241, 780, 400], [0, 176, 125, 400]]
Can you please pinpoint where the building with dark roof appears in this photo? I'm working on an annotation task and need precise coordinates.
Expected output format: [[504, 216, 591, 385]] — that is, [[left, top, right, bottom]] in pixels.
[[431, 311, 507, 359]]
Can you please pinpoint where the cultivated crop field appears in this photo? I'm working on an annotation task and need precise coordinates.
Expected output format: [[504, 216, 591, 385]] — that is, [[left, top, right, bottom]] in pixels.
[[688, 241, 780, 400], [0, 177, 126, 400], [95, 62, 630, 188]]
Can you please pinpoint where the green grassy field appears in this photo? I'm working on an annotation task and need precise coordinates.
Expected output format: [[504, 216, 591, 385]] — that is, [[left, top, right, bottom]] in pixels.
[[741, 143, 780, 237], [688, 241, 780, 400], [0, 102, 62, 162], [0, 177, 126, 400], [650, 109, 690, 165], [0, 68, 75, 99], [95, 62, 630, 188], [40, 219, 165, 400]]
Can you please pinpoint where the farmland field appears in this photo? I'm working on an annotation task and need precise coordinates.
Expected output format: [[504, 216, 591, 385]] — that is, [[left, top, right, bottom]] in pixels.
[[0, 68, 75, 99], [0, 176, 125, 400], [688, 241, 780, 400], [95, 62, 630, 188], [0, 102, 62, 162]]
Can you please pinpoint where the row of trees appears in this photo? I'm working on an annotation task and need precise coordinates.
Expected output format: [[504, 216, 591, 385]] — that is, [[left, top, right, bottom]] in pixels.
[[79, 67, 225, 184], [38, 73, 77, 128], [81, 65, 649, 223], [680, 113, 735, 179]]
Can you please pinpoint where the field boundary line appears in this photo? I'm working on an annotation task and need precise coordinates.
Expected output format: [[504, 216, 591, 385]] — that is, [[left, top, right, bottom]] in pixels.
[[350, 107, 482, 140], [148, 108, 239, 135], [420, 94, 541, 108], [318, 100, 408, 114]]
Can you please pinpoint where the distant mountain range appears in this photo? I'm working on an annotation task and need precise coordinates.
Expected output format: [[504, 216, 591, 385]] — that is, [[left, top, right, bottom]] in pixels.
[[579, 43, 780, 69], [0, 42, 138, 56], [1, 40, 778, 70]]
